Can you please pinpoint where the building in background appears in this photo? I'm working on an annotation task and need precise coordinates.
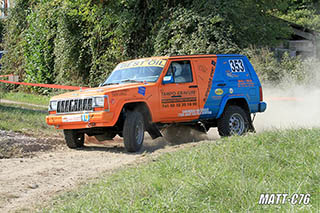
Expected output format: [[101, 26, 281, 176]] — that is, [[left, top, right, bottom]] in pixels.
[[275, 21, 319, 59]]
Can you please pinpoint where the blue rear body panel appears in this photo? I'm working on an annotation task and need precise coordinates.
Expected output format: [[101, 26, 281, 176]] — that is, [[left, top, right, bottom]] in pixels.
[[199, 54, 265, 119]]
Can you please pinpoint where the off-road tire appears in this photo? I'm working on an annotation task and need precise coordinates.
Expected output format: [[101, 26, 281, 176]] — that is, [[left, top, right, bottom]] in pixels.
[[217, 105, 249, 136], [63, 129, 85, 148], [123, 111, 145, 152], [95, 132, 117, 141]]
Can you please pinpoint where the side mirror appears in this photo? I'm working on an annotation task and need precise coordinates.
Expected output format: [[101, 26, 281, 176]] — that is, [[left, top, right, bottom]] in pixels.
[[162, 76, 173, 84]]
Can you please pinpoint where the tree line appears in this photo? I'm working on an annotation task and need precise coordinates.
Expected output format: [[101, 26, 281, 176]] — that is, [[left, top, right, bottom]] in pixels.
[[0, 0, 319, 93]]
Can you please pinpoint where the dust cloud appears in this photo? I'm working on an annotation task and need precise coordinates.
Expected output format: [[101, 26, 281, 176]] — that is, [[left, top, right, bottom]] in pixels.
[[254, 86, 320, 132], [254, 65, 320, 132]]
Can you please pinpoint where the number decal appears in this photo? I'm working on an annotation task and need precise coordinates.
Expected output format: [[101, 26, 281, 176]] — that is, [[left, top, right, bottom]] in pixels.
[[229, 59, 245, 72]]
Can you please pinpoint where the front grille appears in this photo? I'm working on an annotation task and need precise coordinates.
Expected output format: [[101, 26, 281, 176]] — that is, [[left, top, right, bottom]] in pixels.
[[57, 98, 93, 113]]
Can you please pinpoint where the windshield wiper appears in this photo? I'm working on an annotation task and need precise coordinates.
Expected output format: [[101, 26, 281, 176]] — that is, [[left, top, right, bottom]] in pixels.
[[120, 79, 143, 83], [101, 82, 119, 86]]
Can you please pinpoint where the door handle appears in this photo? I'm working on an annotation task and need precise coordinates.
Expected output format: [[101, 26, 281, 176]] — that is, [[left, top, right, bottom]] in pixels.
[[189, 85, 198, 88], [217, 83, 226, 87], [171, 95, 182, 98]]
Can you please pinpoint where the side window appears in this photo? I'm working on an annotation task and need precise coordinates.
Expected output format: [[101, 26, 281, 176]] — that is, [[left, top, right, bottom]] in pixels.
[[165, 60, 193, 83]]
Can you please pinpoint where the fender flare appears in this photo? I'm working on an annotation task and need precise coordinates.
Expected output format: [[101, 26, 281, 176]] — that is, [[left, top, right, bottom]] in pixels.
[[216, 95, 250, 119], [117, 100, 154, 120]]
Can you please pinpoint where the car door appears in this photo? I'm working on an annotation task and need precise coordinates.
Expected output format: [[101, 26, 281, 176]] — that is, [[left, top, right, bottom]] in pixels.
[[158, 59, 200, 122]]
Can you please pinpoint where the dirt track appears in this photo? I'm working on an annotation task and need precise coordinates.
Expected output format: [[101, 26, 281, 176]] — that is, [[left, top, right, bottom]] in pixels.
[[0, 132, 217, 212]]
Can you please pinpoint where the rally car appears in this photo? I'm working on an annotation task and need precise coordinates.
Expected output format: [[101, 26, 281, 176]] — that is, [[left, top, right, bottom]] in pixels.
[[47, 54, 267, 152]]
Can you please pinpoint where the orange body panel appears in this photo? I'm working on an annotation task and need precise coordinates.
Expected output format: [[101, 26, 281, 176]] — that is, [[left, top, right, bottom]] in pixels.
[[46, 55, 219, 129]]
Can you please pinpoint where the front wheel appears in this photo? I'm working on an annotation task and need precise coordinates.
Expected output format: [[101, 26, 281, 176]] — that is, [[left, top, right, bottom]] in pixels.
[[63, 129, 85, 148], [123, 111, 145, 152], [217, 105, 249, 136]]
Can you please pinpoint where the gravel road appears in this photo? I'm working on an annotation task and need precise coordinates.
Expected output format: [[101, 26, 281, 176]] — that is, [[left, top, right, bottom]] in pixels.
[[0, 131, 216, 212]]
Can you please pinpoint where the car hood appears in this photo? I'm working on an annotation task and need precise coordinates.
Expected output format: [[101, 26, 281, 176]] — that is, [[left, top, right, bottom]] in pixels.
[[51, 83, 154, 100]]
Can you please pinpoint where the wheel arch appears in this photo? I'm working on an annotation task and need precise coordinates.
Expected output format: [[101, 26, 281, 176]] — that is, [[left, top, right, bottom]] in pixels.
[[217, 97, 250, 119], [122, 101, 153, 122]]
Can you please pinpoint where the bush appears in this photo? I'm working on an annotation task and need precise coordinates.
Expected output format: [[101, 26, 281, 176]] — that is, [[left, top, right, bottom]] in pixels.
[[243, 46, 320, 86], [0, 0, 32, 78], [23, 1, 58, 94], [0, 0, 307, 93], [154, 7, 239, 55]]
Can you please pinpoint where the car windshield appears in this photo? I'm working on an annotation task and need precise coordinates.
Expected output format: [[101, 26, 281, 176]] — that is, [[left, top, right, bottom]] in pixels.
[[102, 59, 167, 86]]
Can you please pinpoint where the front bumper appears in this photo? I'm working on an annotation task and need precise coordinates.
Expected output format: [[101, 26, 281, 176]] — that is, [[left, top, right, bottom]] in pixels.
[[46, 111, 114, 129], [258, 102, 267, 112]]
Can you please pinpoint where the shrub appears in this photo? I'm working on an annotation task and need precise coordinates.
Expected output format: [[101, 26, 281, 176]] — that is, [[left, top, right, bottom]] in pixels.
[[154, 7, 239, 56], [0, 0, 32, 78], [23, 0, 59, 94], [0, 0, 309, 93], [243, 46, 320, 86]]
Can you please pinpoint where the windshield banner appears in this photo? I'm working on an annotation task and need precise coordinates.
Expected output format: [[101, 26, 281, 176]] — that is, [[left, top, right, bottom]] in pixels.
[[115, 59, 167, 70]]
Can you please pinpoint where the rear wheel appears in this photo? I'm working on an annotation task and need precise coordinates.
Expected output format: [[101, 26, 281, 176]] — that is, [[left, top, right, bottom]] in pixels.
[[123, 111, 145, 152], [63, 129, 85, 148], [217, 105, 249, 136]]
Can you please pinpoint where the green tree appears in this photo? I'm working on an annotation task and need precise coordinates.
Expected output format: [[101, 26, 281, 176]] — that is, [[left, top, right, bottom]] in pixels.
[[278, 0, 320, 30], [0, 0, 303, 92], [1, 0, 33, 77], [23, 0, 58, 93]]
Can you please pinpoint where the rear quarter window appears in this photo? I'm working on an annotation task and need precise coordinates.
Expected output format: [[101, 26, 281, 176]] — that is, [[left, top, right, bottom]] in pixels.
[[226, 58, 251, 80]]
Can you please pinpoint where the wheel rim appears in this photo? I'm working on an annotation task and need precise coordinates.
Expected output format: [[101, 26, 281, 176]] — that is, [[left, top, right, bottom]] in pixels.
[[76, 134, 84, 142], [135, 120, 144, 145], [229, 113, 245, 135]]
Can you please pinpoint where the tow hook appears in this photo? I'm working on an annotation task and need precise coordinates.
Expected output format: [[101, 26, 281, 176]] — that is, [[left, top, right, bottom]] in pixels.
[[88, 122, 96, 127]]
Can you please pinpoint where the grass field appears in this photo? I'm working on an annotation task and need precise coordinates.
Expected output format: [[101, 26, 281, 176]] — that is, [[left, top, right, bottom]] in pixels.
[[0, 92, 59, 136], [1, 91, 50, 106], [0, 104, 57, 136], [44, 128, 320, 212]]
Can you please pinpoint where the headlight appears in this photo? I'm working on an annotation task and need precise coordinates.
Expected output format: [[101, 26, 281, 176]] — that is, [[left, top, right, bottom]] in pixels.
[[94, 97, 105, 107], [49, 100, 57, 111]]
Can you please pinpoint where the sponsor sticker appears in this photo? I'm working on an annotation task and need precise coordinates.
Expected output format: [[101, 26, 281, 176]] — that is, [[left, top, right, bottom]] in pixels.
[[138, 86, 146, 96], [178, 108, 212, 117], [238, 79, 255, 87], [229, 88, 234, 94], [226, 70, 239, 78], [115, 59, 167, 70], [215, 88, 224, 96], [81, 113, 90, 122], [111, 98, 116, 105], [62, 115, 82, 123], [84, 89, 104, 92]]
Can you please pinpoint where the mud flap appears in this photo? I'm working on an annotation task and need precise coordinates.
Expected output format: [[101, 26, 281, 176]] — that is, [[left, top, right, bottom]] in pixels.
[[248, 113, 256, 133], [146, 123, 162, 139], [191, 122, 207, 133]]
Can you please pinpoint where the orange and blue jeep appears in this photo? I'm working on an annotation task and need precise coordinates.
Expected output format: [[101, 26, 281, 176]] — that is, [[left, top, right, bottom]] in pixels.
[[46, 54, 267, 152]]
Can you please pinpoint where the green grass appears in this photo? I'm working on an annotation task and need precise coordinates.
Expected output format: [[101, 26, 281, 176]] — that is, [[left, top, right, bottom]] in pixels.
[[0, 104, 59, 136], [0, 91, 59, 136], [45, 128, 320, 212], [1, 91, 50, 106]]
